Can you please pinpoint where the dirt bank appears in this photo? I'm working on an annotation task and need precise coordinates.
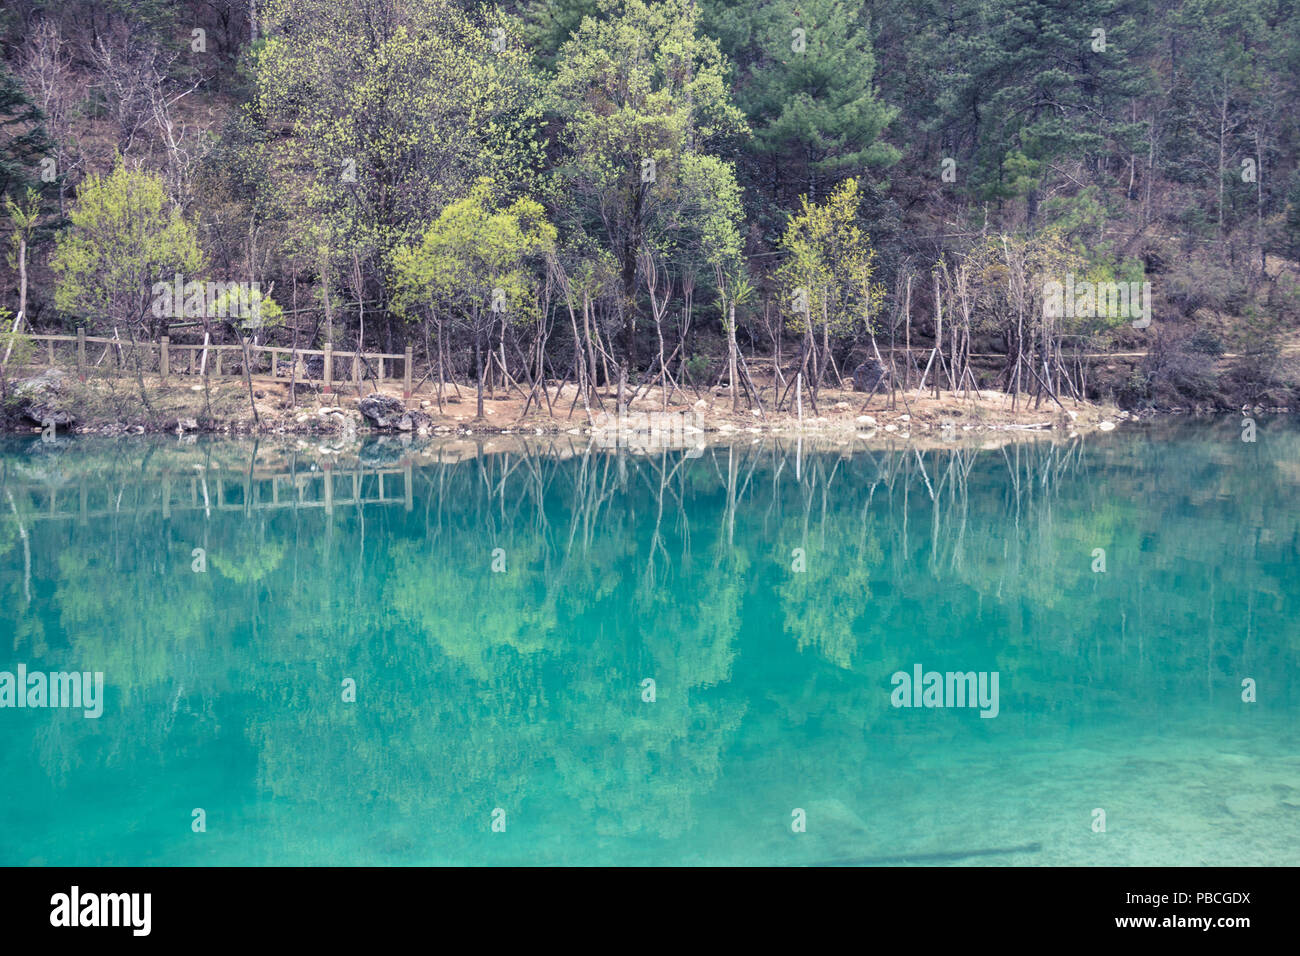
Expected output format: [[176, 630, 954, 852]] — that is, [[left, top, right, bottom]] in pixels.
[[0, 366, 1157, 443]]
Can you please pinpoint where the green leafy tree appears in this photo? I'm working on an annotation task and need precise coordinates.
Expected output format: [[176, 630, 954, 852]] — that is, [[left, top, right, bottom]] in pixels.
[[550, 0, 747, 365], [393, 179, 556, 418], [50, 160, 204, 340], [3, 188, 41, 372], [774, 177, 885, 396], [254, 0, 544, 345]]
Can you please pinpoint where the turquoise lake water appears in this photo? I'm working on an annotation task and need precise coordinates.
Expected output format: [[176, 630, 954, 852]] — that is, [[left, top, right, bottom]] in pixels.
[[1, 421, 1297, 866]]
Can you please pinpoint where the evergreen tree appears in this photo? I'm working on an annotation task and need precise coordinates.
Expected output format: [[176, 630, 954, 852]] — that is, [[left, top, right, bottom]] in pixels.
[[946, 0, 1150, 225], [0, 63, 50, 201], [703, 0, 900, 235]]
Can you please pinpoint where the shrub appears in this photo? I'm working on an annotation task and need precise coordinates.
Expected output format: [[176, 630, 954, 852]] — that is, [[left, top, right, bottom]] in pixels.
[[684, 353, 710, 382], [1131, 330, 1221, 407]]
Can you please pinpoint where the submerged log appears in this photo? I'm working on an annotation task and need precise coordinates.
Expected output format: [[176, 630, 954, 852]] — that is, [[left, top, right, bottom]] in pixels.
[[798, 841, 1043, 867]]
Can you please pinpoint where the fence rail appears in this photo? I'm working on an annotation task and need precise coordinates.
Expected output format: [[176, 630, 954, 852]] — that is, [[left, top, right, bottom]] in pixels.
[[19, 331, 416, 397]]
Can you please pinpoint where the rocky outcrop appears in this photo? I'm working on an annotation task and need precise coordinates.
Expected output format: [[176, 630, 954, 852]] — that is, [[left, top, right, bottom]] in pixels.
[[358, 394, 405, 427], [396, 410, 432, 433], [852, 359, 890, 393], [357, 394, 431, 434], [13, 369, 76, 426]]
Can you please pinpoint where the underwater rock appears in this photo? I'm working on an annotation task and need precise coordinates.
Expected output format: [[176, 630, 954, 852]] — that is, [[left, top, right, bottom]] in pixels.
[[803, 797, 872, 840]]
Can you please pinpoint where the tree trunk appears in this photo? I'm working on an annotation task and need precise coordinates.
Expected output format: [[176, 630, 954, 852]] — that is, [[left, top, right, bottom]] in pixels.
[[1, 236, 24, 369], [474, 319, 485, 419], [728, 301, 740, 413], [239, 333, 260, 428]]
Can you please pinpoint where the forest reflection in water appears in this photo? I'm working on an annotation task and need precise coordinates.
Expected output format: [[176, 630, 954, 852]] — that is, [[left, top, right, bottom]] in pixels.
[[1, 420, 1297, 865]]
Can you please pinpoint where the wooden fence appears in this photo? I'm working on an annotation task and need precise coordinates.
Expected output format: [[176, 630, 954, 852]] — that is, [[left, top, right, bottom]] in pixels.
[[20, 331, 416, 397]]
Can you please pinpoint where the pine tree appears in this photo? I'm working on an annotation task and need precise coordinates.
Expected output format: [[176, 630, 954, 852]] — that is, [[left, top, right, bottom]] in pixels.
[[949, 0, 1149, 225], [705, 0, 899, 234], [0, 63, 51, 201]]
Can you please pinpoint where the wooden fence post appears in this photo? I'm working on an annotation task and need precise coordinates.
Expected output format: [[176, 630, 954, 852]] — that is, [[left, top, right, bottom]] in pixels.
[[404, 346, 413, 399], [160, 336, 170, 380], [352, 351, 360, 391], [323, 344, 333, 394], [77, 328, 86, 381]]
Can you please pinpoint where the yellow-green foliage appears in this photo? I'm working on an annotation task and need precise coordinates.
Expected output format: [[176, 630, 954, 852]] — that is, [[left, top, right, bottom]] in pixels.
[[548, 0, 747, 306], [964, 230, 1086, 333], [551, 0, 745, 200], [50, 161, 204, 335], [255, 0, 544, 285], [774, 177, 886, 337], [392, 178, 556, 327], [208, 285, 284, 333]]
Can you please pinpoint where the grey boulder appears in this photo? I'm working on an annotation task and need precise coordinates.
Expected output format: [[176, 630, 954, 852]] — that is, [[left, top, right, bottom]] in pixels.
[[15, 369, 76, 426], [358, 394, 431, 434]]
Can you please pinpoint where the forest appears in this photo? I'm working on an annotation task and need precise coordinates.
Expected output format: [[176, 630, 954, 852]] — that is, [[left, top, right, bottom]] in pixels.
[[1, 0, 1298, 425]]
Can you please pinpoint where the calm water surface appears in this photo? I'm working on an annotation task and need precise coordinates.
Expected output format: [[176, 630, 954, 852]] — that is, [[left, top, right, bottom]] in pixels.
[[1, 420, 1297, 865]]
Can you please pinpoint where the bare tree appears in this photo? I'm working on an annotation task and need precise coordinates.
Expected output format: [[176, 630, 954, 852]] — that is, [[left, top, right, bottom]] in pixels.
[[147, 68, 209, 211], [17, 19, 84, 214], [86, 32, 160, 155]]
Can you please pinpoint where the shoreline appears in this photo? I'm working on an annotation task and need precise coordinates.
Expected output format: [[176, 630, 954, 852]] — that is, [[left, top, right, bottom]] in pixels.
[[5, 368, 1274, 444]]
